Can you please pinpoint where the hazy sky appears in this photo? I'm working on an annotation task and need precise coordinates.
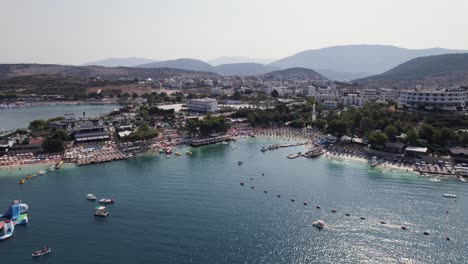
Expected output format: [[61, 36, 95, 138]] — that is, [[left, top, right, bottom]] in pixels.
[[1, 0, 467, 65]]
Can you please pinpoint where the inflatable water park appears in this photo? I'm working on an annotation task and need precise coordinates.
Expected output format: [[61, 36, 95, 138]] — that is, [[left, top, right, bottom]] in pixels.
[[0, 200, 29, 241]]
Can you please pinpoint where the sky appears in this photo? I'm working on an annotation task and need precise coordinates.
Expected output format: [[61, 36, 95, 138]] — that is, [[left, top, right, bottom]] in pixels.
[[1, 0, 467, 65]]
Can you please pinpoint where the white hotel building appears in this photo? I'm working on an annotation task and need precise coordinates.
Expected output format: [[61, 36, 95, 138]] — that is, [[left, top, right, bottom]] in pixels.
[[398, 88, 466, 111], [186, 98, 218, 113]]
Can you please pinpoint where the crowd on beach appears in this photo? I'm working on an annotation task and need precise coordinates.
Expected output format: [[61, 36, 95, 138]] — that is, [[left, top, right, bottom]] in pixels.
[[253, 127, 321, 142], [0, 153, 62, 167]]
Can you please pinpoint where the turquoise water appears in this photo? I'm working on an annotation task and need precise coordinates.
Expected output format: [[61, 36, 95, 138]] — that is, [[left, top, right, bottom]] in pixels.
[[0, 104, 117, 130], [0, 138, 467, 263]]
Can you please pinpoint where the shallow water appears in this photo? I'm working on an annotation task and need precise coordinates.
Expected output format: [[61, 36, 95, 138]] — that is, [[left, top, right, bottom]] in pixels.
[[0, 138, 466, 263]]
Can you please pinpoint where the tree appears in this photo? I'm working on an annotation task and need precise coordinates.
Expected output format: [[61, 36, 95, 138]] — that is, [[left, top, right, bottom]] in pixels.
[[132, 92, 138, 99], [326, 120, 347, 137], [29, 120, 47, 132], [368, 131, 388, 147], [406, 129, 419, 146], [42, 138, 64, 152], [433, 128, 452, 146], [359, 117, 372, 134], [419, 124, 434, 141], [270, 89, 279, 98], [384, 125, 397, 141]]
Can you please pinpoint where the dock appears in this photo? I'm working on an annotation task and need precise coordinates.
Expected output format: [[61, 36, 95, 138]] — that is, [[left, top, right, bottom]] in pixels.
[[190, 135, 232, 147]]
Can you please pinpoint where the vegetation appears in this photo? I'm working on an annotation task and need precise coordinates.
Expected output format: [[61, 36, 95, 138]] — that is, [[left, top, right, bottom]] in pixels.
[[29, 119, 47, 132], [126, 124, 158, 141], [186, 115, 230, 136], [42, 130, 68, 153]]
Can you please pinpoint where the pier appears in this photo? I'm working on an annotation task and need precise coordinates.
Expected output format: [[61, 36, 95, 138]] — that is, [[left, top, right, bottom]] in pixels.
[[190, 135, 232, 147]]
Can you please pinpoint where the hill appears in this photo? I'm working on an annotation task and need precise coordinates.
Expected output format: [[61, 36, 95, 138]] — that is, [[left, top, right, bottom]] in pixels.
[[0, 64, 219, 80], [261, 67, 327, 80], [215, 63, 279, 76], [136, 58, 215, 72], [270, 45, 468, 80], [207, 56, 275, 66], [355, 54, 468, 88], [81, 57, 158, 67]]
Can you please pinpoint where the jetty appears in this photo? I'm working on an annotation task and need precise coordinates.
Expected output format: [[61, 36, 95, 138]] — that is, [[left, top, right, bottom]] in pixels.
[[190, 135, 232, 147], [261, 142, 308, 152]]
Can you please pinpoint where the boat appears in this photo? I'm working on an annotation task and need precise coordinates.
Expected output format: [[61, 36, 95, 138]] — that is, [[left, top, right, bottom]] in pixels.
[[287, 153, 301, 159], [304, 148, 324, 158], [86, 194, 96, 201], [370, 156, 379, 167], [186, 151, 193, 155], [38, 170, 46, 175], [165, 147, 172, 155], [94, 206, 109, 217], [312, 220, 325, 229], [261, 146, 267, 152], [32, 247, 52, 257], [18, 179, 26, 184], [238, 160, 243, 165], [48, 165, 55, 171], [443, 194, 457, 198], [175, 152, 181, 156], [165, 155, 170, 158], [25, 174, 37, 179], [221, 141, 228, 145], [99, 198, 115, 204]]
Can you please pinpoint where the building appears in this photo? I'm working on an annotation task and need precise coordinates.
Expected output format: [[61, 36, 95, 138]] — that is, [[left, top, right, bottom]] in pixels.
[[186, 98, 218, 113], [362, 88, 377, 102], [73, 125, 110, 143], [379, 88, 398, 102], [322, 100, 338, 109], [302, 86, 316, 97], [398, 88, 466, 111], [342, 94, 363, 106]]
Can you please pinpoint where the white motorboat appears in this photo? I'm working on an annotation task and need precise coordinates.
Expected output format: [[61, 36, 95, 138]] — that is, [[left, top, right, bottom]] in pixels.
[[94, 206, 109, 217], [370, 156, 379, 167], [443, 194, 457, 198], [99, 198, 115, 204], [86, 194, 96, 201], [312, 220, 325, 229], [38, 170, 46, 175]]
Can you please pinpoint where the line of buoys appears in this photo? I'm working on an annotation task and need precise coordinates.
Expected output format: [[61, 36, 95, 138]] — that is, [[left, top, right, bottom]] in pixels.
[[239, 181, 452, 240]]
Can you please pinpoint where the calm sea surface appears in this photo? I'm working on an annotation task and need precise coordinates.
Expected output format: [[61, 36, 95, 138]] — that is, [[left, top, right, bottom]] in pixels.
[[0, 138, 467, 263], [0, 104, 117, 130]]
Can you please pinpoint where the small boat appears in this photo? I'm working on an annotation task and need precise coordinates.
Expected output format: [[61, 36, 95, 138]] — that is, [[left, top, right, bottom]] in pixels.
[[48, 165, 55, 171], [18, 179, 26, 184], [240, 182, 244, 186], [312, 220, 325, 229], [175, 152, 181, 156], [99, 198, 115, 204], [165, 155, 170, 158], [94, 206, 109, 217], [303, 202, 308, 206], [316, 205, 321, 209], [221, 141, 228, 145], [276, 195, 281, 198], [38, 170, 46, 175], [331, 209, 337, 213], [86, 194, 96, 201], [26, 174, 37, 179], [251, 186, 255, 189], [238, 160, 243, 165], [360, 217, 366, 220], [443, 194, 457, 198], [264, 191, 268, 193], [370, 156, 379, 167], [32, 247, 52, 257], [186, 151, 193, 155]]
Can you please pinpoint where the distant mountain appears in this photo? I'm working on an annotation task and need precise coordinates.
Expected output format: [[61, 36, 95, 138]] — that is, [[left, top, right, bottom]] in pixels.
[[261, 67, 327, 80], [136, 58, 215, 72], [0, 64, 218, 80], [82, 57, 157, 67], [215, 63, 279, 76], [355, 53, 468, 88], [316, 69, 372, 81], [208, 56, 275, 66], [270, 45, 468, 80]]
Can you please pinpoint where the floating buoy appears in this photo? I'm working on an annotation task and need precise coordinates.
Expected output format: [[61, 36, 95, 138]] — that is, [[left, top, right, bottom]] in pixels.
[[277, 195, 281, 198], [401, 226, 407, 230], [380, 221, 386, 225], [240, 182, 244, 186], [346, 213, 350, 216], [360, 217, 366, 220], [423, 231, 430, 236], [291, 199, 295, 202], [251, 186, 255, 189], [264, 191, 268, 193], [316, 205, 321, 209], [331, 209, 336, 213], [303, 202, 308, 206], [446, 237, 450, 241]]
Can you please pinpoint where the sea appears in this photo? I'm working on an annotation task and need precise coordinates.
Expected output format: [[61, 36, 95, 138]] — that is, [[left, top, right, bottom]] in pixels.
[[0, 104, 118, 131], [0, 138, 467, 263]]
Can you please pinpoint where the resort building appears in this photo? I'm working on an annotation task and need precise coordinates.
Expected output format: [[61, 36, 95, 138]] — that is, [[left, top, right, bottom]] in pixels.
[[379, 88, 398, 102], [361, 88, 378, 102], [73, 125, 110, 143], [398, 88, 466, 111], [342, 94, 363, 106], [186, 98, 218, 113]]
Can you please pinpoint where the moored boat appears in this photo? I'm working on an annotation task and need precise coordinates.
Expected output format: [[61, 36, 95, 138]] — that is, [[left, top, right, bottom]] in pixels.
[[99, 198, 115, 204], [312, 220, 325, 229], [86, 194, 96, 201], [443, 193, 457, 198], [38, 170, 46, 175], [94, 206, 109, 217], [18, 179, 26, 184]]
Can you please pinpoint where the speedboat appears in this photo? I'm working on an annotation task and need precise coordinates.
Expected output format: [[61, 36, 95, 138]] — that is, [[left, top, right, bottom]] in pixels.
[[86, 194, 96, 201], [94, 206, 109, 217], [186, 151, 193, 155], [443, 194, 457, 198], [32, 247, 52, 257], [99, 198, 115, 204], [26, 174, 37, 179], [38, 170, 46, 175], [312, 220, 325, 229], [175, 152, 181, 156], [370, 156, 379, 167], [18, 179, 26, 184]]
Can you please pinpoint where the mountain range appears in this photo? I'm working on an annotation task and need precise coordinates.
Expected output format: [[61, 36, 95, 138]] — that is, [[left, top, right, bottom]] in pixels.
[[82, 57, 158, 67], [355, 53, 468, 88], [81, 45, 468, 80]]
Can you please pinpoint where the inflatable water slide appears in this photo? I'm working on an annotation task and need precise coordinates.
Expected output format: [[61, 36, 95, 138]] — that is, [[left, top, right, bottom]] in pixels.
[[0, 200, 29, 241]]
